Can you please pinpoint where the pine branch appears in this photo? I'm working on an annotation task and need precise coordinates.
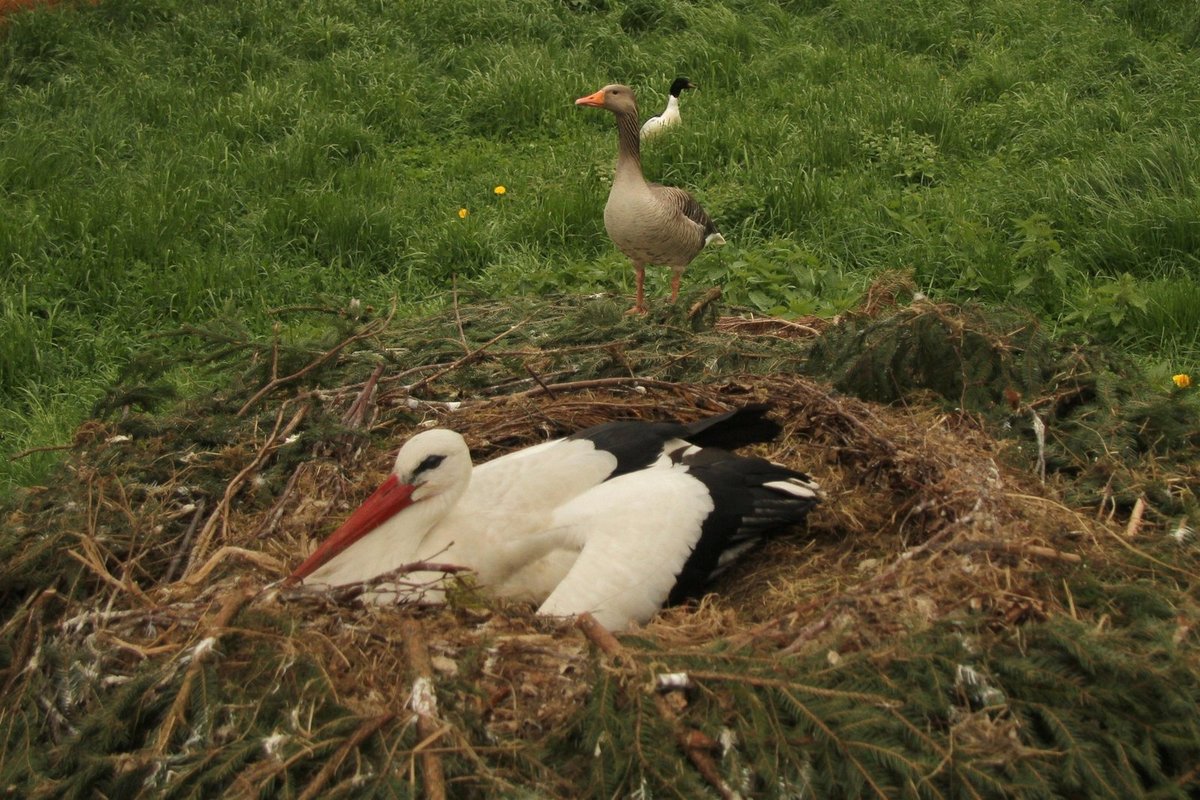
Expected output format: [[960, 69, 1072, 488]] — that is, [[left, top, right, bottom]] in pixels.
[[577, 613, 741, 800], [153, 583, 256, 755], [776, 687, 892, 800], [296, 712, 397, 800]]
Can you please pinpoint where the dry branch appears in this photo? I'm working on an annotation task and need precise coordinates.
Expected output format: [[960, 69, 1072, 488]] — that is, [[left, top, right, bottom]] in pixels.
[[401, 617, 447, 800], [687, 286, 723, 320], [406, 320, 528, 396], [238, 310, 394, 416], [948, 540, 1083, 564], [342, 362, 386, 429]]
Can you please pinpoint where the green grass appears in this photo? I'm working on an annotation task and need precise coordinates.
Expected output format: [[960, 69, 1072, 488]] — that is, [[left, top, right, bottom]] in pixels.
[[2, 0, 1199, 493]]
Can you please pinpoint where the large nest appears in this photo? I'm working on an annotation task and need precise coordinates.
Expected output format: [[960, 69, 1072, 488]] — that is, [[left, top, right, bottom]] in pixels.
[[2, 287, 1198, 798]]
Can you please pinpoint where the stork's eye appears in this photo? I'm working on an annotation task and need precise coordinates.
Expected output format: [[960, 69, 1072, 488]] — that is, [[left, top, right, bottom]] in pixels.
[[415, 454, 446, 474]]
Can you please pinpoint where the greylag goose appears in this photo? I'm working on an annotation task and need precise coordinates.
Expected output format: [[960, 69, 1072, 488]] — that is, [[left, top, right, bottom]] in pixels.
[[576, 83, 725, 315], [640, 76, 697, 139]]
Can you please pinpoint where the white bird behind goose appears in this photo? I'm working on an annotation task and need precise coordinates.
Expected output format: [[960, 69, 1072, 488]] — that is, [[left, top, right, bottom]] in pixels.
[[640, 76, 697, 139]]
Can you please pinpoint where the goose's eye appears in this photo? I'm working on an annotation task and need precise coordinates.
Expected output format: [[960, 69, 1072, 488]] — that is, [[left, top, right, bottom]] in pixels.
[[415, 454, 446, 475]]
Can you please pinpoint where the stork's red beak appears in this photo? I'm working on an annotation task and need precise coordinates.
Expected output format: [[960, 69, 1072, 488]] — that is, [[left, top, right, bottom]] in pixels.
[[286, 475, 416, 583], [575, 89, 606, 108]]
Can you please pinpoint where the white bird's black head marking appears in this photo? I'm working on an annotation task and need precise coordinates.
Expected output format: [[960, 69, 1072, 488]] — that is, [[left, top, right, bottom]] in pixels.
[[669, 76, 697, 97], [414, 454, 446, 476]]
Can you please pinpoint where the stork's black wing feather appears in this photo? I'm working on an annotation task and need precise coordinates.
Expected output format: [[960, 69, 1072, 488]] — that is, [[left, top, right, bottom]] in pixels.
[[666, 448, 820, 605], [567, 405, 780, 478]]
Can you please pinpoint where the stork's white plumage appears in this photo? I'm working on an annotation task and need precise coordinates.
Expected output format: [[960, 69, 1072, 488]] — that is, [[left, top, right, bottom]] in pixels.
[[286, 407, 819, 629], [536, 447, 819, 628]]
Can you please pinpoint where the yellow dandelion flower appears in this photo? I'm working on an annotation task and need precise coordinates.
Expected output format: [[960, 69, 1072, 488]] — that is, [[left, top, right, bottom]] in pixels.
[[494, 185, 506, 195], [1173, 373, 1191, 389], [458, 207, 469, 219]]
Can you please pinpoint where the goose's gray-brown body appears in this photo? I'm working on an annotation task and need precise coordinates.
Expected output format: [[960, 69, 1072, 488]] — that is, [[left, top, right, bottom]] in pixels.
[[576, 84, 724, 314]]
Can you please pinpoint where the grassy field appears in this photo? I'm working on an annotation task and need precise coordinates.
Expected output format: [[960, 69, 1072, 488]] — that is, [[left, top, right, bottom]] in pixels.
[[1, 0, 1199, 493]]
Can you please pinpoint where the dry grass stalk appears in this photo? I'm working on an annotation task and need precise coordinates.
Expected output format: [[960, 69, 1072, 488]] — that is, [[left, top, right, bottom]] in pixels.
[[1125, 495, 1146, 538]]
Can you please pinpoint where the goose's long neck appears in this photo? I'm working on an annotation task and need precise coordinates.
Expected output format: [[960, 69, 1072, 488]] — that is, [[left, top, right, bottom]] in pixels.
[[613, 109, 645, 184]]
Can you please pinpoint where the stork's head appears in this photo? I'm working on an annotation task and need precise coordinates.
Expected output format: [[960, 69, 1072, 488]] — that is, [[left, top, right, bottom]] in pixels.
[[392, 428, 473, 503], [286, 429, 472, 583]]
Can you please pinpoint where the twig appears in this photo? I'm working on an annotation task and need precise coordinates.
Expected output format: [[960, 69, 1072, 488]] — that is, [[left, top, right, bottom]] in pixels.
[[67, 534, 151, 605], [98, 632, 181, 660], [179, 546, 285, 586], [8, 442, 74, 461], [576, 612, 628, 662], [296, 712, 397, 800], [164, 500, 207, 583], [400, 617, 447, 800], [523, 364, 556, 399], [687, 286, 723, 320], [684, 670, 895, 706], [576, 613, 740, 800], [406, 320, 528, 396], [1173, 761, 1200, 789], [283, 559, 470, 590], [948, 540, 1082, 564], [238, 310, 393, 416], [503, 376, 685, 400], [342, 363, 385, 429], [0, 590, 61, 696], [716, 315, 825, 338], [183, 403, 308, 579], [154, 583, 256, 754], [253, 466, 304, 539]]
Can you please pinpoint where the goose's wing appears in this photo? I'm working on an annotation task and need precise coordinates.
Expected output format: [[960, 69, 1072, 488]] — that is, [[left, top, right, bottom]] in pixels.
[[650, 184, 722, 239]]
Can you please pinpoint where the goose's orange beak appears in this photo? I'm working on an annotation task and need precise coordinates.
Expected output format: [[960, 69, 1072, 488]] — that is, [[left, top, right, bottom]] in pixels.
[[575, 89, 606, 108]]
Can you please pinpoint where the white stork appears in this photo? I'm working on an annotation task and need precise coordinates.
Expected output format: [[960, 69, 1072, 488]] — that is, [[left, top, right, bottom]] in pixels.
[[286, 407, 820, 629]]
